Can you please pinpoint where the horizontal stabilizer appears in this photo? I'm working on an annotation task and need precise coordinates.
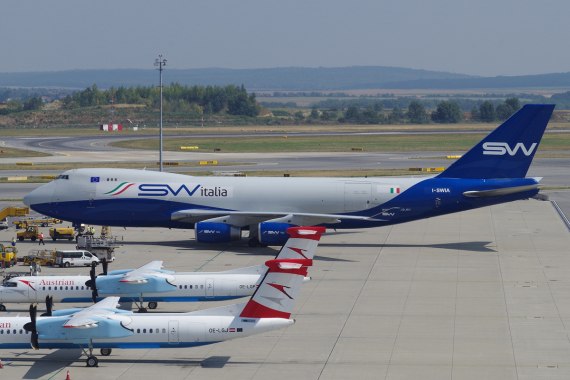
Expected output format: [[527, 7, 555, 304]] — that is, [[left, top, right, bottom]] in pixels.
[[463, 184, 540, 198]]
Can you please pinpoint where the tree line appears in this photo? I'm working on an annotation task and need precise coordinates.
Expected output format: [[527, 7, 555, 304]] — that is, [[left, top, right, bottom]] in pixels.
[[293, 98, 522, 125], [61, 84, 259, 117]]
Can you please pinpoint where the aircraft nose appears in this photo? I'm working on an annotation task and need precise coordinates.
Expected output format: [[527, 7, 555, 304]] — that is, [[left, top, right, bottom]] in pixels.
[[23, 183, 53, 207]]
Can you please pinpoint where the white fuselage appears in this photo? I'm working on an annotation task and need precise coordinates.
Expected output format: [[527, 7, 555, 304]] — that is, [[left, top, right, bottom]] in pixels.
[[0, 312, 293, 349], [0, 271, 262, 305]]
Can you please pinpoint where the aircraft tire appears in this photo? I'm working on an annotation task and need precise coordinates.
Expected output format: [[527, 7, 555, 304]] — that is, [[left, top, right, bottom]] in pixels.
[[100, 348, 112, 356], [148, 302, 158, 310], [86, 356, 98, 367], [0, 304, 6, 311]]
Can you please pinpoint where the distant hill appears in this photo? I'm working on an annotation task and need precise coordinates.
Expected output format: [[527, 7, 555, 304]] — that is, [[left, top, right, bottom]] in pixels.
[[0, 66, 473, 91], [1, 66, 570, 91]]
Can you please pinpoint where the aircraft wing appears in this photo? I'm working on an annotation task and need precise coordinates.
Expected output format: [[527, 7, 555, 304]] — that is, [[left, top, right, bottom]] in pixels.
[[119, 261, 164, 284], [62, 297, 124, 328], [171, 209, 385, 227]]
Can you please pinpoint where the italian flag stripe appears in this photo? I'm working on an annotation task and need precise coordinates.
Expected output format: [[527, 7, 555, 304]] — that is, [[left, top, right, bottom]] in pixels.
[[390, 187, 400, 194]]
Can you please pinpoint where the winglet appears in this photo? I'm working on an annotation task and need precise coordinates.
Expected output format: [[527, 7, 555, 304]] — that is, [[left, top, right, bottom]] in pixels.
[[438, 104, 554, 179]]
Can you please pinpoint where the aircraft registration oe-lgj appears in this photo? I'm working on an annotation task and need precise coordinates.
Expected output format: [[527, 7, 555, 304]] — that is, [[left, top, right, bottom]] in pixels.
[[0, 227, 321, 312], [23, 104, 554, 246], [0, 227, 323, 367]]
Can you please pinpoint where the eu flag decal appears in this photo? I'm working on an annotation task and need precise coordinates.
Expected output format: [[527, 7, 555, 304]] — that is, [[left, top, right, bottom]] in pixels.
[[90, 177, 100, 183]]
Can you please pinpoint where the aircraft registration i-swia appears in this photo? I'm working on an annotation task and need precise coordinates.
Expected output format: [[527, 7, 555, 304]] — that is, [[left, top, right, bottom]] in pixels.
[[0, 227, 323, 367], [23, 104, 555, 246], [0, 227, 322, 312]]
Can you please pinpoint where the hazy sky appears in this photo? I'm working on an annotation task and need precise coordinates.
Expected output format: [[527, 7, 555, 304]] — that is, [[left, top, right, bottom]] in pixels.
[[2, 0, 568, 76]]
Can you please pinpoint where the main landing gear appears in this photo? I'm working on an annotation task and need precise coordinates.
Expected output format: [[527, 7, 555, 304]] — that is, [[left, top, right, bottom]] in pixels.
[[133, 296, 158, 312], [80, 340, 113, 367], [0, 304, 6, 312]]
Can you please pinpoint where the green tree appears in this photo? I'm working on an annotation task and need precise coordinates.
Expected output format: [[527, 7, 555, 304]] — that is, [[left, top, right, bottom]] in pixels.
[[407, 100, 428, 124], [431, 101, 462, 123], [479, 101, 495, 122], [388, 107, 404, 124], [23, 96, 43, 111], [471, 106, 480, 121]]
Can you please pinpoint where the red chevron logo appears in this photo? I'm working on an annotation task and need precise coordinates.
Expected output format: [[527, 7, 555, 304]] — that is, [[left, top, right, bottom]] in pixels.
[[267, 283, 293, 299], [288, 247, 308, 259]]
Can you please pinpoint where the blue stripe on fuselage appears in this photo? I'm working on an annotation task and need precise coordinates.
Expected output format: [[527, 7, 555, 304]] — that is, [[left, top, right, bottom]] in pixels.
[[60, 295, 244, 303], [31, 177, 540, 230]]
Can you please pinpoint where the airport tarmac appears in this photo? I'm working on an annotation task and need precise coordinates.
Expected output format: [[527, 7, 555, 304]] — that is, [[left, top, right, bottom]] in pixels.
[[1, 198, 570, 379]]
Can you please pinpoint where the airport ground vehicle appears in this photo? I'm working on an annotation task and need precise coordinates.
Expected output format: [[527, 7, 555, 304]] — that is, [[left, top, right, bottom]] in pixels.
[[17, 226, 40, 241], [0, 219, 8, 230], [55, 250, 99, 268], [49, 227, 75, 241], [0, 207, 29, 225], [0, 244, 17, 268], [13, 217, 62, 229], [23, 105, 555, 246], [76, 235, 117, 261], [22, 249, 57, 266]]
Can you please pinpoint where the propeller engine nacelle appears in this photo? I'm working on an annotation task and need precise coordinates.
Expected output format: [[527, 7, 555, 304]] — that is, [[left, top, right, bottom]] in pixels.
[[194, 222, 241, 243], [96, 274, 176, 294], [258, 222, 294, 246]]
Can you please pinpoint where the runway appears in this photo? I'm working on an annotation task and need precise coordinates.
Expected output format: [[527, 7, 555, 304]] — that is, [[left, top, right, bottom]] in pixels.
[[1, 199, 569, 379]]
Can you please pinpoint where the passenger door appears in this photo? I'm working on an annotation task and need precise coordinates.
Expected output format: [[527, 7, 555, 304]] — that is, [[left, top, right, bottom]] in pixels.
[[168, 320, 179, 344]]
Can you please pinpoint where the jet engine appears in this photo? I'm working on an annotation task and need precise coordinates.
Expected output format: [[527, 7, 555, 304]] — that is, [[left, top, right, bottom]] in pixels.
[[258, 222, 294, 246], [195, 222, 241, 243]]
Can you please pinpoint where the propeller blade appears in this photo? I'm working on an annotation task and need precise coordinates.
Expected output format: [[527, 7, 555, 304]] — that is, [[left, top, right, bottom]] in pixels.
[[24, 304, 39, 350], [46, 296, 53, 316]]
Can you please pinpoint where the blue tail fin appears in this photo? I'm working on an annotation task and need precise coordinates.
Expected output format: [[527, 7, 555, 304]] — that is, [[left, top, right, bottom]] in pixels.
[[438, 104, 555, 179]]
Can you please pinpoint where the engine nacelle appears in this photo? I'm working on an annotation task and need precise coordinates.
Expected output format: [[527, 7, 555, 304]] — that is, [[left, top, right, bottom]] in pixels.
[[258, 222, 294, 246], [195, 222, 241, 243]]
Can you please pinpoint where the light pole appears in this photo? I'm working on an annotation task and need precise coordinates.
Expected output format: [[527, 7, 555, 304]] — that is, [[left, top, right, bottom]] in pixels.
[[154, 54, 167, 171]]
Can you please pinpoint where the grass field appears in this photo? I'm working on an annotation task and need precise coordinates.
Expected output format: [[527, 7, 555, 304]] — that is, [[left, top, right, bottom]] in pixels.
[[0, 147, 51, 158], [111, 132, 570, 154]]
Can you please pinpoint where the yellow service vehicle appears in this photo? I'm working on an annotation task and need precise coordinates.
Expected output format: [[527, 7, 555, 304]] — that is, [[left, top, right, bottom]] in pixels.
[[0, 244, 18, 268], [13, 217, 62, 229], [17, 226, 40, 241], [49, 227, 75, 241], [23, 249, 56, 266]]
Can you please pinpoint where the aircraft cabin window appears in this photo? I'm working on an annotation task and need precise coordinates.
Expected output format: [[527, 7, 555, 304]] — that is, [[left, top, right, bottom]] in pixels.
[[189, 285, 193, 289], [150, 329, 153, 333], [162, 328, 166, 333], [143, 329, 146, 333], [137, 329, 140, 333]]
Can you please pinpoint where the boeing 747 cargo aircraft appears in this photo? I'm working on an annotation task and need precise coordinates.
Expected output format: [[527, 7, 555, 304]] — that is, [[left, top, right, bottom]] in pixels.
[[23, 104, 554, 246]]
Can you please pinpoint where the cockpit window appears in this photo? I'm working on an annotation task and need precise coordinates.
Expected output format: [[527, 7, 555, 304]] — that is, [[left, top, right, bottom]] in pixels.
[[3, 281, 17, 287], [56, 175, 70, 180]]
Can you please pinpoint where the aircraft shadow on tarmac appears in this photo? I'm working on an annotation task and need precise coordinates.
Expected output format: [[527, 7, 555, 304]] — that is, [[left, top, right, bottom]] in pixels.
[[4, 352, 236, 375], [320, 241, 496, 253]]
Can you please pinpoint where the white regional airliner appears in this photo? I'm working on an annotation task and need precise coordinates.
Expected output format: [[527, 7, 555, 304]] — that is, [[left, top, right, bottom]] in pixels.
[[23, 105, 554, 246], [0, 227, 323, 312], [0, 226, 323, 367]]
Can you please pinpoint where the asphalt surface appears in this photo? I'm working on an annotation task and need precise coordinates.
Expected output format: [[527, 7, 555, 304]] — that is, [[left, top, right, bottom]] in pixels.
[[0, 132, 569, 379]]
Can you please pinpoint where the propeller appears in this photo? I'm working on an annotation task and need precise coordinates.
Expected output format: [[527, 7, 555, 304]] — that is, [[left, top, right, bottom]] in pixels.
[[101, 258, 108, 276], [40, 295, 53, 317], [85, 260, 108, 303], [23, 304, 39, 350], [85, 262, 99, 303]]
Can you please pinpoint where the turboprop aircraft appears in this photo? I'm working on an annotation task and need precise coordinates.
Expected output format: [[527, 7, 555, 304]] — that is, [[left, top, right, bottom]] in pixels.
[[0, 227, 324, 312], [0, 226, 322, 367], [23, 104, 554, 246]]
